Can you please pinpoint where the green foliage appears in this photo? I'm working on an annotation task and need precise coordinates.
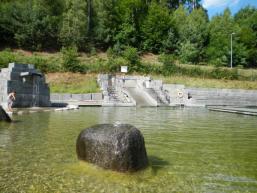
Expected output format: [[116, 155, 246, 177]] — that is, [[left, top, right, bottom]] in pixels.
[[0, 0, 61, 50], [122, 46, 141, 72], [0, 1, 257, 69], [93, 0, 120, 48], [0, 49, 61, 73], [0, 49, 16, 68], [107, 57, 129, 72], [61, 46, 84, 73], [174, 6, 208, 63], [114, 0, 147, 47], [158, 54, 176, 75], [49, 74, 100, 94], [206, 9, 248, 67], [26, 55, 61, 73], [179, 41, 198, 64], [141, 2, 176, 53], [210, 67, 239, 80], [122, 46, 139, 65], [157, 56, 240, 80], [59, 0, 87, 48], [235, 6, 257, 68]]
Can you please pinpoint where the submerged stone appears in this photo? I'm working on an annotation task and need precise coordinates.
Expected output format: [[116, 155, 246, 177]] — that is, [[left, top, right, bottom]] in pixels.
[[0, 106, 12, 122], [76, 124, 148, 172]]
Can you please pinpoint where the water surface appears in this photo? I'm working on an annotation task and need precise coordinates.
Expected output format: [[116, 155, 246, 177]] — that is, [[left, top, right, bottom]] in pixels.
[[0, 107, 257, 193]]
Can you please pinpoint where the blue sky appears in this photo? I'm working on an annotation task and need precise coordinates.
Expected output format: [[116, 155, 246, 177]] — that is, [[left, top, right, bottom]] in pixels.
[[201, 0, 257, 18]]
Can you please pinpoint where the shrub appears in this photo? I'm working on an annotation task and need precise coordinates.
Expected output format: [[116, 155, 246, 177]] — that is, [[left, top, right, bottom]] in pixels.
[[210, 67, 239, 80], [140, 62, 162, 75], [179, 41, 199, 64], [107, 57, 129, 72], [0, 49, 16, 68], [84, 58, 108, 73], [186, 66, 205, 77], [159, 54, 177, 75], [122, 46, 141, 72], [61, 46, 83, 73]]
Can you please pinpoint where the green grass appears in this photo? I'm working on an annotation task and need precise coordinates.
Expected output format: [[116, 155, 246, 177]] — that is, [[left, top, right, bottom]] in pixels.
[[46, 73, 100, 93], [1, 49, 257, 91], [177, 63, 257, 80], [153, 74, 257, 90]]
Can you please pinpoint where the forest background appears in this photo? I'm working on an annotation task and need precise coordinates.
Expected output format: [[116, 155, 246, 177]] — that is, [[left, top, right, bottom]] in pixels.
[[0, 0, 257, 91]]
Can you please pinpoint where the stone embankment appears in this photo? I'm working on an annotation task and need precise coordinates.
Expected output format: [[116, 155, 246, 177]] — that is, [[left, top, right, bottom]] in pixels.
[[50, 74, 257, 108]]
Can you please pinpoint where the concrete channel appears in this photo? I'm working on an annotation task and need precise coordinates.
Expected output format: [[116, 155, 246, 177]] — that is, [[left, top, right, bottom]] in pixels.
[[208, 106, 257, 116]]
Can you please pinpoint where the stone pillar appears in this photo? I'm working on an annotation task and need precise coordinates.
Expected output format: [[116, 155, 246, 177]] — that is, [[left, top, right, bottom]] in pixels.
[[0, 63, 50, 107]]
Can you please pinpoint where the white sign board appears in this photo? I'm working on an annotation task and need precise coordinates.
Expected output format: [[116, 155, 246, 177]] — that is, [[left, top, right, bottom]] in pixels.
[[121, 66, 128, 73]]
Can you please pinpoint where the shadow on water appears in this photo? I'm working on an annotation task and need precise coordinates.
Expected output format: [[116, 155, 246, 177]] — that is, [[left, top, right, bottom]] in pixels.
[[148, 155, 170, 176]]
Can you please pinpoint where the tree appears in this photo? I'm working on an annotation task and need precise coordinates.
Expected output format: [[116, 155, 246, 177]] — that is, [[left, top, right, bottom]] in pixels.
[[0, 0, 62, 50], [114, 0, 147, 48], [173, 6, 208, 63], [207, 9, 247, 67], [93, 0, 120, 49], [160, 0, 201, 10], [235, 6, 257, 67], [141, 2, 176, 53], [59, 0, 87, 48], [61, 46, 82, 72]]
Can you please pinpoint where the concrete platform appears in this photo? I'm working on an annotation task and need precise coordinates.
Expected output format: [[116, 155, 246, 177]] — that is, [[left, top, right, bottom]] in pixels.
[[67, 100, 102, 106], [207, 106, 257, 116]]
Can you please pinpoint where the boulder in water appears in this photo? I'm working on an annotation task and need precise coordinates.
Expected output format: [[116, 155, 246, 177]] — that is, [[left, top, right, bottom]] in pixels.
[[76, 124, 148, 172]]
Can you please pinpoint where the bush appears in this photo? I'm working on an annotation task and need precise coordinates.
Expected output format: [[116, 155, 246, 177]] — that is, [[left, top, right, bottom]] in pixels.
[[84, 58, 108, 73], [111, 42, 124, 56], [61, 46, 83, 73], [0, 49, 16, 68], [122, 46, 141, 72], [181, 66, 205, 77], [140, 62, 162, 74], [179, 41, 199, 64], [158, 55, 240, 80], [159, 54, 177, 75], [107, 57, 129, 72], [210, 67, 239, 80]]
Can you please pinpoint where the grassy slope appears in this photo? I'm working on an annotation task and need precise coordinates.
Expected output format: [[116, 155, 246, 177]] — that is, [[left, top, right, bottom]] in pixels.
[[46, 73, 100, 93], [46, 72, 257, 93], [1, 50, 257, 91], [153, 75, 257, 89]]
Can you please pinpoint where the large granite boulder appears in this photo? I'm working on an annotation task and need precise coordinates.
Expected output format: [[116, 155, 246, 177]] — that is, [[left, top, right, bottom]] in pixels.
[[0, 106, 12, 122], [76, 124, 148, 172]]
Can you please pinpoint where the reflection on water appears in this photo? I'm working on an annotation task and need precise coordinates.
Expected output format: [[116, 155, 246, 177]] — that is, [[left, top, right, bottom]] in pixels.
[[0, 107, 257, 193]]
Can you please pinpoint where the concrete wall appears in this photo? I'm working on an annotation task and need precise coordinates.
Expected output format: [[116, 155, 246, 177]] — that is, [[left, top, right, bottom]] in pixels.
[[0, 63, 50, 108], [185, 87, 257, 106], [50, 93, 103, 102]]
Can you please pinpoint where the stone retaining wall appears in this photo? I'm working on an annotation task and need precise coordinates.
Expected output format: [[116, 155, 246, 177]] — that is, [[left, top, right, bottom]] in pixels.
[[185, 87, 257, 106], [0, 63, 50, 108], [50, 93, 103, 102]]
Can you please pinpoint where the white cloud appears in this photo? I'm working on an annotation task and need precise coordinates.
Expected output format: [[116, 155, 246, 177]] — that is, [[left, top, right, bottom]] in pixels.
[[202, 0, 239, 8]]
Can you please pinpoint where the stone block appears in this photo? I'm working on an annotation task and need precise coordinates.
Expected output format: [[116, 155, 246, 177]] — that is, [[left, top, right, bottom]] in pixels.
[[61, 94, 72, 101], [8, 63, 34, 70], [0, 63, 50, 107], [82, 94, 92, 100], [71, 94, 83, 101], [50, 94, 61, 102], [92, 93, 103, 101]]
